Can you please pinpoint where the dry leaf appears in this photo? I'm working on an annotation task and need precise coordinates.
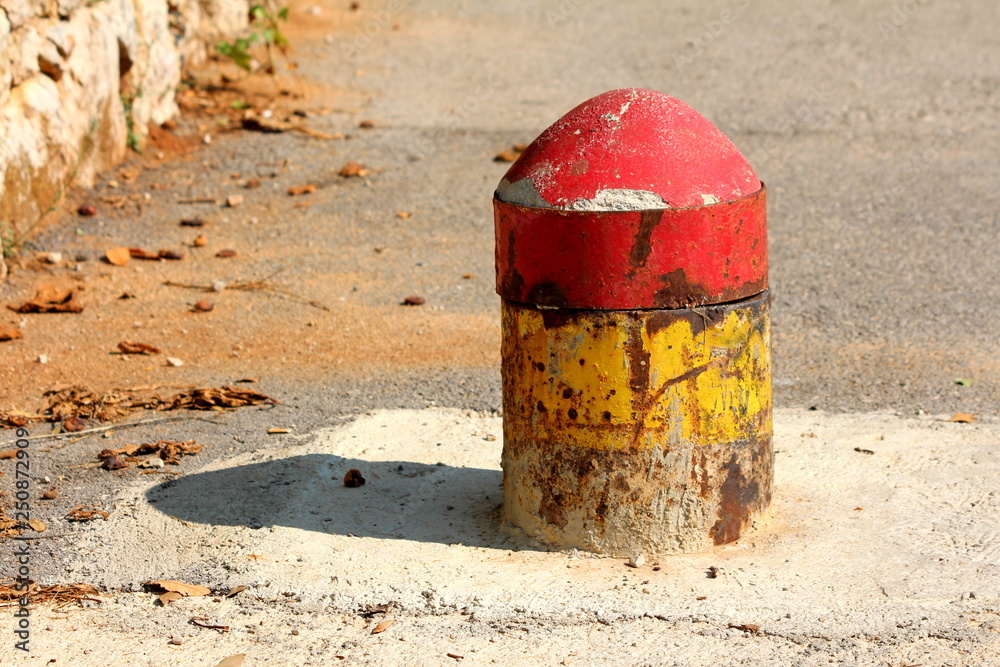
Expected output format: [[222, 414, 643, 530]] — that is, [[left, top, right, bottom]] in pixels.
[[268, 428, 290, 434], [118, 341, 161, 355], [158, 591, 184, 605], [339, 161, 370, 177], [0, 450, 17, 459], [401, 296, 425, 306], [129, 248, 160, 260], [288, 184, 317, 196], [344, 468, 366, 487], [215, 655, 246, 667], [948, 413, 977, 423], [159, 249, 184, 261], [0, 327, 22, 341], [9, 285, 84, 313], [63, 416, 87, 432], [27, 518, 46, 532], [371, 619, 395, 634], [225, 585, 247, 598], [494, 145, 526, 162], [0, 581, 101, 608], [396, 211, 412, 219], [66, 505, 109, 521], [215, 249, 237, 258], [144, 580, 212, 597], [105, 247, 131, 265]]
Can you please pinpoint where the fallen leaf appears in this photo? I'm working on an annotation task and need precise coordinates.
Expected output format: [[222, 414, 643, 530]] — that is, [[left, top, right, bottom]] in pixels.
[[447, 654, 465, 661], [215, 249, 237, 258], [193, 300, 214, 312], [102, 453, 128, 470], [118, 341, 161, 355], [371, 619, 394, 634], [9, 285, 84, 313], [129, 248, 161, 260], [159, 249, 184, 261], [339, 161, 370, 177], [0, 450, 16, 460], [0, 327, 22, 341], [494, 145, 526, 162], [63, 416, 87, 432], [215, 655, 246, 667], [105, 247, 131, 266], [66, 505, 109, 521], [728, 623, 760, 635], [953, 378, 974, 386], [948, 413, 977, 423], [268, 428, 290, 434], [144, 580, 212, 597], [401, 296, 425, 306], [288, 184, 317, 196], [344, 468, 366, 488], [158, 591, 184, 605], [853, 447, 875, 455], [27, 518, 46, 532], [396, 211, 412, 219], [225, 585, 247, 598]]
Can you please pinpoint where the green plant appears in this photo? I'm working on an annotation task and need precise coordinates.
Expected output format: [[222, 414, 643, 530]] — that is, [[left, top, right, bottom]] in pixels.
[[217, 2, 290, 73]]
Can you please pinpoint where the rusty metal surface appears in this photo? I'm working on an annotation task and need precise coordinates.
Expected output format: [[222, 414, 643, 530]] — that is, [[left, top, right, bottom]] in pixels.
[[500, 292, 772, 555], [493, 187, 767, 310]]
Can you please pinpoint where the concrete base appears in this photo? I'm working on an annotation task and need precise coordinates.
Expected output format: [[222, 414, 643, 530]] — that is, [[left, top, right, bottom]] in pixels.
[[20, 407, 999, 664]]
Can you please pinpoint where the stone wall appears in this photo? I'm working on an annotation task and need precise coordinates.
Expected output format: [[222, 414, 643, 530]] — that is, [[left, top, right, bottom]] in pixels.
[[0, 0, 249, 225]]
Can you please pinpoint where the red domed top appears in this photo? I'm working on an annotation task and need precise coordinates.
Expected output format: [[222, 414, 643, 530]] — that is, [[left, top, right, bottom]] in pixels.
[[497, 88, 759, 210]]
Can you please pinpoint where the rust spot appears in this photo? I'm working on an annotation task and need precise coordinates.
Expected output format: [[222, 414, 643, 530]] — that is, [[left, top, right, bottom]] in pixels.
[[533, 361, 546, 372], [628, 209, 664, 270], [652, 268, 699, 308], [536, 401, 547, 413], [500, 227, 526, 298], [527, 282, 569, 308], [709, 452, 763, 545]]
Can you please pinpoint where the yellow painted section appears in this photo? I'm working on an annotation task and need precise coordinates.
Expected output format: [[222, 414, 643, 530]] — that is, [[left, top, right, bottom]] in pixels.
[[502, 298, 771, 451]]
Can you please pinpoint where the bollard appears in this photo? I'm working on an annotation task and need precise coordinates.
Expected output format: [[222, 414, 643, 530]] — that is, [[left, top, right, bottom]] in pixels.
[[493, 89, 771, 556]]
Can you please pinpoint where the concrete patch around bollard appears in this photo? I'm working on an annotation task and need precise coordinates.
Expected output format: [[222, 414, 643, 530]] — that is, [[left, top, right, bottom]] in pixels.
[[56, 407, 1000, 641]]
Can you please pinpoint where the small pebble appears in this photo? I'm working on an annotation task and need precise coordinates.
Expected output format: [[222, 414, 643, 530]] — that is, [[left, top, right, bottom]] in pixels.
[[166, 357, 184, 367], [627, 554, 645, 568]]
